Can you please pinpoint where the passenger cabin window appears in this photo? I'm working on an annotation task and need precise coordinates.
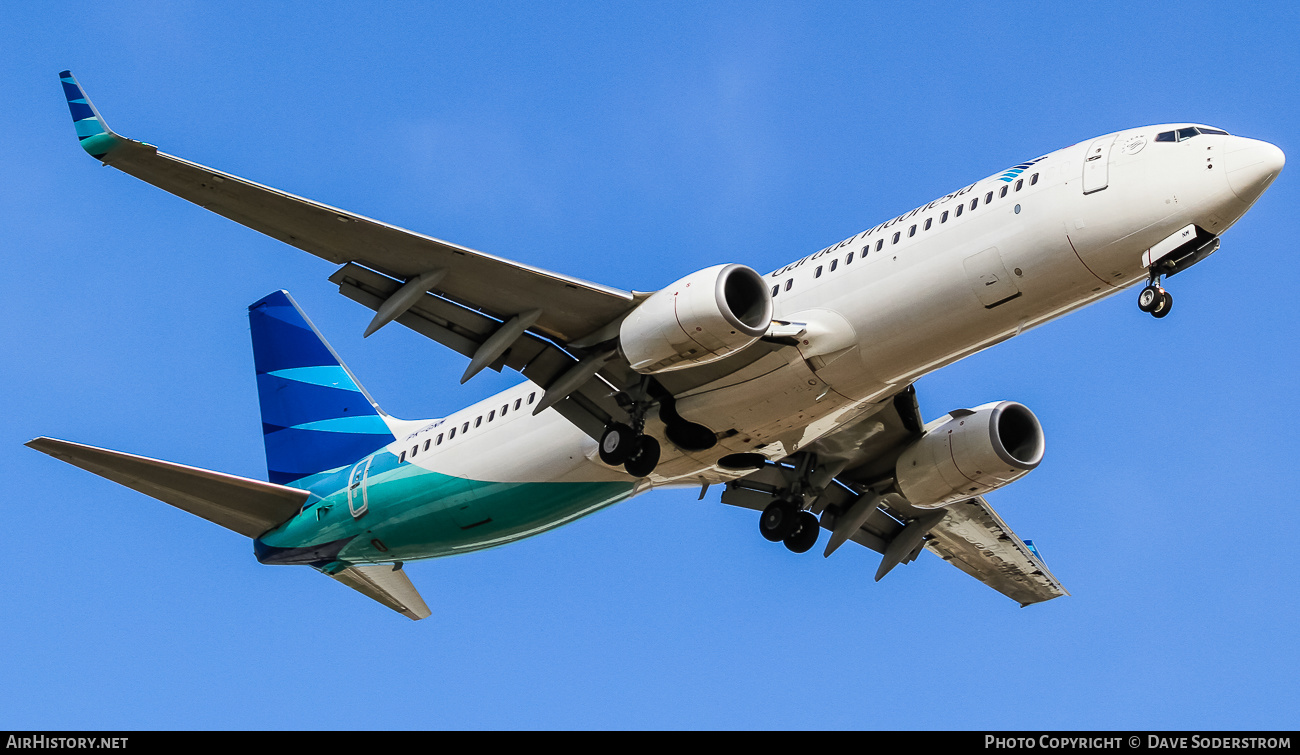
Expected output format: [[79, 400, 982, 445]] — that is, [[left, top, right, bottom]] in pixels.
[[815, 265, 823, 278], [908, 224, 916, 237], [845, 252, 853, 265], [399, 451, 406, 462], [475, 416, 482, 428], [941, 210, 949, 223], [830, 260, 838, 272], [970, 197, 979, 210], [861, 246, 869, 258], [1015, 179, 1023, 191], [436, 433, 444, 445], [449, 427, 456, 439], [1000, 186, 1008, 198], [955, 204, 963, 217], [528, 392, 535, 404], [892, 231, 900, 244], [771, 284, 779, 297], [514, 398, 522, 410], [785, 279, 793, 291], [462, 422, 469, 433], [1030, 173, 1039, 186], [411, 445, 418, 457], [488, 410, 495, 421], [423, 439, 431, 451], [985, 191, 993, 204], [502, 405, 508, 416], [875, 239, 884, 251], [924, 218, 932, 230]]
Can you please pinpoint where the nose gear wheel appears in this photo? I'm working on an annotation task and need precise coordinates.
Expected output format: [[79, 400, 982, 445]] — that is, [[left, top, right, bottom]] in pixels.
[[1137, 277, 1173, 318]]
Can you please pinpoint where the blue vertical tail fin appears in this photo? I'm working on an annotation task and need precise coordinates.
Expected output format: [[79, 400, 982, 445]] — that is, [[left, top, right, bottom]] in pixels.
[[249, 291, 395, 487]]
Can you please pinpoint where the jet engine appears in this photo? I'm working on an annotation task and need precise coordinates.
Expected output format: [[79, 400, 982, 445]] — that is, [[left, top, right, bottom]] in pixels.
[[619, 264, 773, 373], [894, 401, 1045, 508]]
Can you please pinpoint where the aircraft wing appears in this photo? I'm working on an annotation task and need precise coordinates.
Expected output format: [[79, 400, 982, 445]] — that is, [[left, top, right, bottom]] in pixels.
[[723, 388, 1067, 606], [58, 71, 635, 346], [922, 496, 1068, 606]]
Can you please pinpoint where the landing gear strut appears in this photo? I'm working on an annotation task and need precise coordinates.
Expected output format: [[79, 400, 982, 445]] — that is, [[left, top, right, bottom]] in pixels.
[[1138, 276, 1173, 319], [599, 378, 662, 478], [754, 452, 836, 553]]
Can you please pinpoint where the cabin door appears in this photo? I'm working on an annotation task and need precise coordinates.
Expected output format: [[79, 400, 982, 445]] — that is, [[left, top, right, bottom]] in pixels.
[[1082, 135, 1116, 194]]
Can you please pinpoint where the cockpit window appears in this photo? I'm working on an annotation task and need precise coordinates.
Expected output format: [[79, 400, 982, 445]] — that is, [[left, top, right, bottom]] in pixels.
[[1157, 126, 1229, 143]]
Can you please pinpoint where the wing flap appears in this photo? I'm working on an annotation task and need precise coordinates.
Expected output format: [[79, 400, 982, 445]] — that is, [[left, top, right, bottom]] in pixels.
[[27, 437, 307, 538], [923, 497, 1068, 606], [327, 564, 431, 620], [330, 263, 622, 441]]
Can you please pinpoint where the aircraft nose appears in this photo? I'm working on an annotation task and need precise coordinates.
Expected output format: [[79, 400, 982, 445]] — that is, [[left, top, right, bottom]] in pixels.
[[1224, 136, 1285, 202]]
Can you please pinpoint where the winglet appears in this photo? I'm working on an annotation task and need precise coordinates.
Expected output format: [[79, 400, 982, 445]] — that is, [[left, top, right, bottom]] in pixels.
[[59, 70, 126, 160]]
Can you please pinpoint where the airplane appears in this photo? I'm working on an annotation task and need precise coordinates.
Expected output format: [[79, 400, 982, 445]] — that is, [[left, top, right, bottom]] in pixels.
[[30, 71, 1284, 619]]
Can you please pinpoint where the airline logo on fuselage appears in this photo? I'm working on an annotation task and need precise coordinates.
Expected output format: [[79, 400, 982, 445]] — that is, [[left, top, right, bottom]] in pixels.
[[997, 156, 1047, 183]]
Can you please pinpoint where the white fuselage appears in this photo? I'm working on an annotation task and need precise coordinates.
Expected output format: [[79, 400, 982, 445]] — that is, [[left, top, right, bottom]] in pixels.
[[386, 124, 1282, 492]]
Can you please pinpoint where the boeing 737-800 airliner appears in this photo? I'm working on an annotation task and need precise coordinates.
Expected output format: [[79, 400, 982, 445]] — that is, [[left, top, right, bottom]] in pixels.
[[30, 72, 1284, 618]]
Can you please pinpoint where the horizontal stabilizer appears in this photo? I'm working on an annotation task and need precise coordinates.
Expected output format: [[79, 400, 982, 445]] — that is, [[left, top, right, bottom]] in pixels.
[[27, 437, 308, 538], [327, 565, 431, 620]]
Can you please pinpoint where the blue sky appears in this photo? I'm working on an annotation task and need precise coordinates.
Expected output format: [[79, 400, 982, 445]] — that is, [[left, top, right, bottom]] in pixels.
[[3, 1, 1298, 730]]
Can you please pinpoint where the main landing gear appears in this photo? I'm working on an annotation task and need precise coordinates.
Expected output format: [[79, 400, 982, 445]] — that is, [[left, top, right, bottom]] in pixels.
[[751, 452, 836, 554], [1137, 276, 1173, 319], [759, 499, 820, 553], [599, 377, 707, 479], [599, 422, 660, 478]]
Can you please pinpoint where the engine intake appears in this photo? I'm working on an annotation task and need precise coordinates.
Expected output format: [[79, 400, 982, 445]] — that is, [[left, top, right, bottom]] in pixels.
[[620, 264, 773, 373], [895, 401, 1044, 508]]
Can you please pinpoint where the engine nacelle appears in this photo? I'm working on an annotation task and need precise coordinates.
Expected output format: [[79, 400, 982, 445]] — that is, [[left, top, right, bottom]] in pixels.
[[895, 401, 1045, 508], [619, 264, 773, 373]]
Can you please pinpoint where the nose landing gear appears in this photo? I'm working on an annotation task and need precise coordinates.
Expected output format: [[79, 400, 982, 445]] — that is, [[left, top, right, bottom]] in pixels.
[[1137, 277, 1173, 319]]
